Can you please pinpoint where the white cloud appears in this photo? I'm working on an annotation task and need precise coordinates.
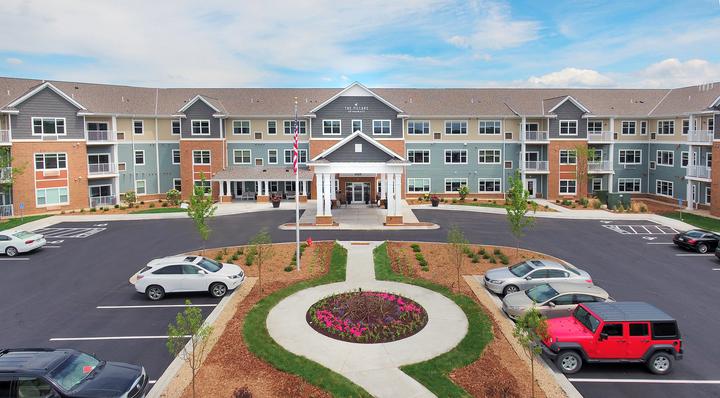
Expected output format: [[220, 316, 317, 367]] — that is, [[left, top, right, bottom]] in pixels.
[[527, 68, 614, 88], [629, 58, 720, 88], [5, 57, 22, 65]]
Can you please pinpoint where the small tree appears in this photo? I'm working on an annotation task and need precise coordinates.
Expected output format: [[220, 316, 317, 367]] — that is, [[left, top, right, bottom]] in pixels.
[[166, 300, 213, 398], [513, 307, 549, 398], [166, 188, 181, 206], [187, 173, 217, 254], [124, 190, 137, 208], [249, 228, 274, 294], [573, 144, 596, 198], [505, 171, 535, 255], [458, 185, 469, 201], [447, 225, 468, 291]]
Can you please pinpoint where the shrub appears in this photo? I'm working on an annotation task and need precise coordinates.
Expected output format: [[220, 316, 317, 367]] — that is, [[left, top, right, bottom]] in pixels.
[[149, 203, 156, 208], [245, 254, 254, 266], [451, 198, 458, 204], [562, 199, 572, 206], [493, 248, 502, 255], [166, 189, 181, 205], [140, 201, 145, 205], [162, 202, 169, 207], [458, 185, 469, 201], [124, 191, 137, 208], [592, 199, 602, 209], [215, 253, 223, 261], [284, 265, 294, 272], [421, 267, 429, 272], [226, 259, 234, 264], [555, 199, 560, 204], [615, 203, 625, 212], [478, 247, 486, 255], [90, 207, 96, 212], [231, 254, 239, 261], [60, 210, 65, 214], [544, 205, 549, 209], [499, 253, 510, 265], [571, 204, 577, 208], [418, 258, 428, 268], [236, 248, 244, 256], [482, 252, 491, 260], [415, 253, 424, 261], [114, 204, 120, 209], [579, 197, 589, 207], [80, 208, 85, 213], [639, 203, 648, 213], [489, 256, 497, 264], [473, 197, 477, 202], [471, 254, 480, 263], [410, 243, 421, 252], [103, 207, 109, 212]]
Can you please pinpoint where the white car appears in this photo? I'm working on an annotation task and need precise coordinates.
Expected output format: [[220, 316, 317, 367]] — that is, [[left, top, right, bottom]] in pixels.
[[0, 230, 46, 256], [132, 255, 245, 300]]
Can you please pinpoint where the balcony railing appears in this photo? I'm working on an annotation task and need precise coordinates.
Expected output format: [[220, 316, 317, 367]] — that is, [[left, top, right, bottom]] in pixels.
[[90, 195, 116, 208], [88, 163, 116, 175], [525, 160, 549, 172], [587, 131, 613, 142], [687, 130, 713, 144], [687, 165, 711, 179], [588, 160, 613, 172], [0, 204, 12, 217], [87, 130, 118, 142], [524, 131, 549, 142], [0, 130, 9, 144]]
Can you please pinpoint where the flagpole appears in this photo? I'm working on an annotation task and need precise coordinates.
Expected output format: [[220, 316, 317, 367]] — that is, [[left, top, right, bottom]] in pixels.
[[294, 97, 301, 271]]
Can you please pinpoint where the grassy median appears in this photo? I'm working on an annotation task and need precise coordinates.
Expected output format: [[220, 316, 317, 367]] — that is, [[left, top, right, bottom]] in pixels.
[[662, 211, 720, 232], [0, 214, 51, 230]]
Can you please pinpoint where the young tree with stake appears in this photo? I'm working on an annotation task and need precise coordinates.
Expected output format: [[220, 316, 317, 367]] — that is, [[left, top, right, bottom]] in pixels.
[[506, 170, 535, 255], [166, 300, 213, 398], [249, 228, 274, 294], [513, 307, 549, 398], [447, 224, 468, 291], [187, 173, 217, 254]]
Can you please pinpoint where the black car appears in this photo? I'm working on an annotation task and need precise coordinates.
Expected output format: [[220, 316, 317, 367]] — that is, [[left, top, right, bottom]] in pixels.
[[0, 348, 146, 398], [672, 229, 719, 254]]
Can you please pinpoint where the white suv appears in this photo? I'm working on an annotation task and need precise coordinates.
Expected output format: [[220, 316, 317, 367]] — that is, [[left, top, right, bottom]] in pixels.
[[132, 255, 245, 300]]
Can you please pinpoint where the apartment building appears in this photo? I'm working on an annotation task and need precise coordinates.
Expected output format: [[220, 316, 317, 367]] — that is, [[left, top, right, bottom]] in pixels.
[[0, 77, 718, 224]]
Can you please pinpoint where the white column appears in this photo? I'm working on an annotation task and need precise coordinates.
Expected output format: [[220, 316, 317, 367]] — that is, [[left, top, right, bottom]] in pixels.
[[608, 117, 615, 194], [387, 173, 396, 215], [687, 114, 695, 210], [330, 174, 337, 200], [380, 173, 387, 201], [323, 173, 332, 216], [394, 172, 402, 216], [520, 116, 526, 189], [315, 175, 323, 215]]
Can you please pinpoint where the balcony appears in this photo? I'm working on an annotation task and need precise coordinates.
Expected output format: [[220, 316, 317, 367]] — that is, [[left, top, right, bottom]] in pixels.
[[587, 131, 613, 143], [87, 130, 118, 144], [687, 130, 713, 145], [525, 160, 549, 172], [524, 131, 549, 142], [588, 160, 613, 173], [90, 195, 116, 208], [686, 165, 711, 180], [0, 130, 10, 145], [88, 163, 117, 177]]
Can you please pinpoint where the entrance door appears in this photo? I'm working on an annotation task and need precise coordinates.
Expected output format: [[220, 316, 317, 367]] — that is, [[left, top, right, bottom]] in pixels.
[[526, 178, 537, 198], [351, 183, 364, 203]]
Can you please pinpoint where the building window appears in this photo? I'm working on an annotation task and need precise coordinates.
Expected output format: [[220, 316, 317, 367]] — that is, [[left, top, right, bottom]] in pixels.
[[133, 120, 144, 135], [656, 180, 673, 197], [90, 185, 111, 198], [444, 149, 467, 164], [34, 153, 67, 170], [233, 120, 250, 135], [681, 151, 689, 168], [283, 149, 307, 164], [407, 178, 431, 193], [559, 179, 577, 194], [351, 120, 362, 133], [171, 120, 181, 135], [172, 149, 180, 164], [323, 120, 341, 135], [36, 187, 68, 206], [592, 178, 603, 192], [444, 178, 467, 193], [622, 121, 636, 135], [268, 149, 278, 164], [407, 120, 429, 135], [173, 178, 182, 192], [191, 120, 210, 135], [32, 117, 66, 135], [559, 150, 577, 165], [478, 149, 501, 164], [372, 120, 391, 135], [135, 180, 146, 195], [525, 123, 539, 132], [283, 120, 306, 135], [618, 178, 641, 193], [192, 150, 211, 165], [682, 119, 689, 135], [234, 149, 251, 164], [640, 121, 647, 135], [407, 149, 430, 164], [657, 120, 674, 135], [618, 149, 641, 165], [587, 120, 603, 133], [706, 187, 711, 204], [707, 152, 712, 167], [478, 120, 501, 135], [478, 178, 501, 193], [709, 118, 715, 132], [444, 120, 467, 135], [559, 120, 578, 135], [656, 150, 674, 166], [589, 149, 603, 162], [194, 179, 211, 195], [134, 150, 145, 165], [267, 120, 277, 135]]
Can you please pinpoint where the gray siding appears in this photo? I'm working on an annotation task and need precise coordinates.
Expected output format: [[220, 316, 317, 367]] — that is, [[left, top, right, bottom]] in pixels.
[[311, 96, 402, 139], [11, 87, 84, 140], [715, 113, 719, 139], [549, 100, 587, 139], [158, 143, 180, 192], [180, 101, 221, 139], [227, 142, 309, 166], [324, 136, 394, 162], [118, 143, 159, 195]]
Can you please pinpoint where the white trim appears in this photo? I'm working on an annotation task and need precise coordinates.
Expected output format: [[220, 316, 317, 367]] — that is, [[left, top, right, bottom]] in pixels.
[[705, 186, 711, 205], [311, 131, 405, 161], [640, 120, 647, 135], [267, 120, 277, 135], [655, 179, 674, 197], [559, 179, 577, 195], [177, 95, 222, 113], [406, 140, 520, 144], [132, 119, 144, 135], [35, 186, 70, 207], [351, 119, 363, 133], [282, 119, 306, 135], [171, 119, 181, 135], [478, 120, 502, 135], [284, 148, 307, 164], [267, 148, 278, 164], [591, 177, 603, 192], [548, 96, 590, 114], [171, 149, 180, 165], [477, 148, 502, 164], [134, 150, 145, 165], [559, 149, 577, 165], [617, 178, 641, 193], [621, 120, 637, 135], [559, 120, 578, 136], [232, 120, 251, 135], [191, 149, 211, 165], [173, 178, 182, 192], [371, 119, 392, 135], [657, 120, 675, 135], [477, 178, 502, 193], [444, 149, 468, 164], [444, 120, 468, 135], [254, 157, 264, 166], [586, 119, 603, 133], [407, 120, 430, 135], [7, 82, 86, 110], [681, 151, 689, 168], [406, 177, 431, 193], [655, 149, 674, 167], [190, 119, 211, 135], [406, 149, 431, 164], [618, 149, 642, 165], [322, 119, 342, 135], [308, 82, 404, 114], [135, 179, 147, 195], [233, 149, 251, 165], [31, 117, 67, 136], [443, 177, 468, 193]]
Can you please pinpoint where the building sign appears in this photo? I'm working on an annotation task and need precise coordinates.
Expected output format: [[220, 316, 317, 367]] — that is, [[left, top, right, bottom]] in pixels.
[[344, 103, 368, 113]]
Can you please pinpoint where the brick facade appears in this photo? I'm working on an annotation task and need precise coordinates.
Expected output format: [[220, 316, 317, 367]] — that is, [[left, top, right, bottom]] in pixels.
[[179, 139, 225, 201]]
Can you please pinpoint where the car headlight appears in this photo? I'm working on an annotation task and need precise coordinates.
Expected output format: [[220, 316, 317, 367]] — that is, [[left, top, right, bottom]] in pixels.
[[508, 305, 523, 311], [489, 279, 503, 284], [228, 274, 240, 279]]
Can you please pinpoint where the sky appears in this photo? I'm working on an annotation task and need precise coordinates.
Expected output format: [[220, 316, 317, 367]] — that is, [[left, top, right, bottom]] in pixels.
[[0, 0, 719, 88]]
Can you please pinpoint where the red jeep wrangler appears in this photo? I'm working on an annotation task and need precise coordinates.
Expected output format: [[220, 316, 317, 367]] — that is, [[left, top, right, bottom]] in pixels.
[[541, 301, 683, 374]]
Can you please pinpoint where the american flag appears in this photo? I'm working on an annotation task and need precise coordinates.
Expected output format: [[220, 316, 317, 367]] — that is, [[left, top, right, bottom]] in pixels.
[[292, 109, 299, 174]]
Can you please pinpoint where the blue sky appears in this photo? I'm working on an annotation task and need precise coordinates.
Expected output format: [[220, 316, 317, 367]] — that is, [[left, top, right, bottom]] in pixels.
[[0, 0, 718, 88]]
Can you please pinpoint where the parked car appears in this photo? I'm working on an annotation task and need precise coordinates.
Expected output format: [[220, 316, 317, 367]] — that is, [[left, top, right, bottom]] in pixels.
[[483, 259, 593, 295], [673, 229, 719, 253], [502, 282, 612, 320], [0, 230, 46, 257], [0, 348, 147, 397], [540, 301, 683, 375], [132, 255, 245, 300]]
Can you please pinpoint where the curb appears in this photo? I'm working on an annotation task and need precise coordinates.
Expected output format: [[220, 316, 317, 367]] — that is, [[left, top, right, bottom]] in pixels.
[[278, 223, 440, 231]]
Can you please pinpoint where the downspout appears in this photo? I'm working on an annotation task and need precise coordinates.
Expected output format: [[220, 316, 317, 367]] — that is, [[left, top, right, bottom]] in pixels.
[[112, 115, 120, 203], [155, 117, 161, 195]]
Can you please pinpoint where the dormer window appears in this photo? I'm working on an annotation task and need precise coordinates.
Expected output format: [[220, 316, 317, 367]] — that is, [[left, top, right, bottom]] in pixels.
[[191, 120, 210, 135], [32, 117, 66, 135]]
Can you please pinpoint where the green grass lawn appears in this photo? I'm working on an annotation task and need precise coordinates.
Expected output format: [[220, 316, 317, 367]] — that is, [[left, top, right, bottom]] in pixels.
[[373, 242, 493, 398], [130, 207, 187, 214], [450, 201, 505, 208], [661, 211, 720, 231], [243, 243, 372, 397], [0, 214, 51, 230]]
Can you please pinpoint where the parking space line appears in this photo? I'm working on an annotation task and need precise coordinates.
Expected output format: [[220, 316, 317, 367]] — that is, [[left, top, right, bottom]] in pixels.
[[44, 245, 61, 248], [675, 253, 715, 257], [97, 304, 218, 309], [628, 226, 637, 233], [712, 268, 720, 271], [0, 258, 29, 261], [50, 335, 191, 341], [569, 378, 720, 384], [647, 242, 674, 245]]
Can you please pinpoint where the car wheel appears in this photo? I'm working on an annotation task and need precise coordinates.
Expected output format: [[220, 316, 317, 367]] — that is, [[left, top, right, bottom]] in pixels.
[[209, 282, 228, 298], [503, 285, 519, 295], [5, 246, 18, 257], [697, 244, 708, 254], [146, 285, 165, 301], [555, 351, 583, 374], [647, 352, 673, 375]]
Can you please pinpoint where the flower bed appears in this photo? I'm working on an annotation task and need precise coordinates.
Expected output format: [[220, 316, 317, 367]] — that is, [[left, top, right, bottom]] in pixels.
[[306, 290, 428, 344]]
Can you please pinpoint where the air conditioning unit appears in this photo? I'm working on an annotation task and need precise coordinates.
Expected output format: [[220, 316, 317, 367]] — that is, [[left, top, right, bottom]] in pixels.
[[504, 132, 513, 140], [613, 133, 618, 140], [117, 132, 125, 140], [504, 161, 513, 169], [254, 132, 262, 140], [649, 161, 656, 170], [433, 132, 441, 140], [650, 133, 656, 140]]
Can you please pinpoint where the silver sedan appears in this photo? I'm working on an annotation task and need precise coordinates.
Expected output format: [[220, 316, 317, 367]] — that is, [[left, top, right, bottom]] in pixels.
[[502, 282, 612, 320], [483, 259, 593, 295]]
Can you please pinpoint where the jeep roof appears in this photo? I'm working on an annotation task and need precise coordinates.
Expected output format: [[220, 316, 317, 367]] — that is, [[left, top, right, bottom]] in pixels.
[[583, 301, 674, 322], [0, 348, 71, 374]]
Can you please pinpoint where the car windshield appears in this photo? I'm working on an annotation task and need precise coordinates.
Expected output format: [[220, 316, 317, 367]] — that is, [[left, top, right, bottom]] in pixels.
[[12, 231, 34, 239], [508, 262, 534, 277], [573, 306, 601, 332], [685, 231, 704, 238], [525, 284, 558, 303], [48, 353, 101, 391], [197, 258, 223, 273]]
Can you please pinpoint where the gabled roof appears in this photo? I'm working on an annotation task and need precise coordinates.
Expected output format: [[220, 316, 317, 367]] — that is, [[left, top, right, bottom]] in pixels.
[[308, 82, 404, 114], [310, 131, 405, 162], [5, 81, 86, 110], [177, 94, 226, 115], [546, 95, 590, 114]]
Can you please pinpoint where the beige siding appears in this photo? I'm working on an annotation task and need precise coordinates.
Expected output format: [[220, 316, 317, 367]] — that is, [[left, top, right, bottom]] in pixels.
[[117, 117, 157, 142], [226, 118, 310, 142], [156, 118, 180, 141]]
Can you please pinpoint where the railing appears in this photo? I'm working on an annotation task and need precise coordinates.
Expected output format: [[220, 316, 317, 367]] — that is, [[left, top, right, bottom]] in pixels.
[[88, 163, 116, 175], [0, 167, 11, 182], [524, 131, 549, 141], [90, 195, 116, 208], [87, 130, 118, 142], [0, 130, 9, 144], [687, 130, 713, 144], [0, 204, 12, 217], [587, 131, 613, 142], [687, 165, 711, 179], [588, 160, 613, 172], [525, 160, 549, 172]]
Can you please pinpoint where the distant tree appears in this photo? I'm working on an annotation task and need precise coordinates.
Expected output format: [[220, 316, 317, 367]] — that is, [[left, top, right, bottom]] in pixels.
[[166, 300, 213, 398], [505, 170, 535, 255], [249, 228, 274, 294], [513, 307, 549, 398], [447, 225, 468, 291], [187, 173, 217, 254], [124, 191, 137, 208], [166, 188, 181, 206], [458, 185, 470, 201]]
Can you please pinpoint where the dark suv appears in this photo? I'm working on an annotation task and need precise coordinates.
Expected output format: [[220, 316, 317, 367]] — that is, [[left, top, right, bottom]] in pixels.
[[0, 348, 147, 397], [540, 302, 683, 375]]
